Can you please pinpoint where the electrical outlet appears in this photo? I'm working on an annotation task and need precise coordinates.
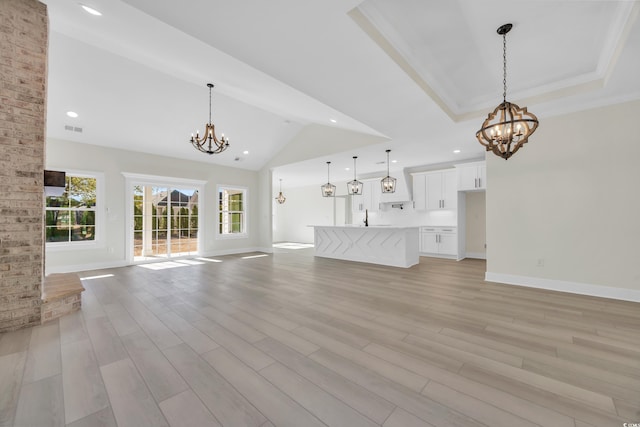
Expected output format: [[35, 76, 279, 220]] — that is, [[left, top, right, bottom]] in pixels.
[[537, 258, 545, 267]]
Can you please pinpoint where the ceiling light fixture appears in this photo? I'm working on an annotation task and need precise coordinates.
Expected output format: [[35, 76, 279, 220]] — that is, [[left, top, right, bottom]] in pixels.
[[275, 179, 286, 204], [347, 156, 363, 195], [190, 83, 229, 155], [66, 111, 78, 118], [453, 149, 461, 154], [476, 23, 539, 160], [80, 4, 102, 16], [243, 150, 249, 155], [320, 161, 336, 197], [381, 149, 396, 193]]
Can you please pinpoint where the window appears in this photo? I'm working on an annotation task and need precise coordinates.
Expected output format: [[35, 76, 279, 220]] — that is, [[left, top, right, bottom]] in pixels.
[[45, 173, 98, 244], [218, 186, 246, 236]]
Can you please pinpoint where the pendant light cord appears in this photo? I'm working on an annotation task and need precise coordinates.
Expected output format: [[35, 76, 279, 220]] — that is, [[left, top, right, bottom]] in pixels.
[[503, 32, 507, 103], [209, 85, 212, 124]]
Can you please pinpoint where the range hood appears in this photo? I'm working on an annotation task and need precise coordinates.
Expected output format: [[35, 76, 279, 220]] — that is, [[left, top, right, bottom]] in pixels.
[[379, 168, 413, 204]]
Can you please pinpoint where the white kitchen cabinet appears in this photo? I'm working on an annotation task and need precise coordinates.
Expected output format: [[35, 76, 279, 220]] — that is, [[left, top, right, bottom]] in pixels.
[[427, 170, 457, 210], [352, 180, 380, 213], [412, 169, 456, 211], [456, 161, 486, 191], [420, 226, 457, 257], [412, 173, 426, 210]]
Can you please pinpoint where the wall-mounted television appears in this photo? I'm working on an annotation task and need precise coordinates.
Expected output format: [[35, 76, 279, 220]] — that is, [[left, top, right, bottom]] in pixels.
[[44, 170, 66, 197]]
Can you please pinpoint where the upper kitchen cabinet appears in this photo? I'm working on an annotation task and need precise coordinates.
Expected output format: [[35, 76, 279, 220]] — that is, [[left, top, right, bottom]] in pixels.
[[352, 179, 381, 213], [456, 161, 486, 191], [412, 169, 457, 211]]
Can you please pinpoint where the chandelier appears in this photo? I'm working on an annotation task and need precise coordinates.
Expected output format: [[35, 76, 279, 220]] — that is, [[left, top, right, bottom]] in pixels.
[[275, 179, 286, 204], [381, 149, 396, 193], [190, 83, 230, 155], [320, 161, 336, 197], [347, 156, 363, 195], [476, 23, 539, 160]]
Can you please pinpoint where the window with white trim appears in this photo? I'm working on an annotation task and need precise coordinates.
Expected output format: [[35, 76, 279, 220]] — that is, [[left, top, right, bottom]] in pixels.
[[45, 174, 98, 244], [218, 186, 246, 236]]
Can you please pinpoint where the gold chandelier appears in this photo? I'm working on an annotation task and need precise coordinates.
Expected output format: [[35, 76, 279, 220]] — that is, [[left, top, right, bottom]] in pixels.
[[275, 179, 286, 204], [190, 83, 230, 155], [476, 24, 539, 160]]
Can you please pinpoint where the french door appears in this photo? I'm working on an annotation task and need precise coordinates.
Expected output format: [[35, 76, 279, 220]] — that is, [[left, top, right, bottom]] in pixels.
[[124, 173, 205, 262]]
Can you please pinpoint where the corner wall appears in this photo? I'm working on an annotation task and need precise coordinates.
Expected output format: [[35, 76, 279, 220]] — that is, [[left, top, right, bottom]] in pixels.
[[0, 0, 48, 331], [486, 100, 640, 301]]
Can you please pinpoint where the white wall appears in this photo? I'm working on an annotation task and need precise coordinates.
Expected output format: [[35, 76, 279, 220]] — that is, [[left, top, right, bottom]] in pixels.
[[273, 184, 340, 243], [465, 192, 486, 257], [486, 100, 640, 300], [45, 138, 262, 273]]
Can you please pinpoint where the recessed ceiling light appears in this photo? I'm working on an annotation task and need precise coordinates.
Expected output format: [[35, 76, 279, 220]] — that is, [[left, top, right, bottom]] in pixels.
[[391, 160, 398, 163], [345, 167, 350, 171], [453, 149, 461, 153], [330, 119, 337, 123], [66, 111, 78, 118], [80, 4, 102, 16], [243, 150, 249, 155]]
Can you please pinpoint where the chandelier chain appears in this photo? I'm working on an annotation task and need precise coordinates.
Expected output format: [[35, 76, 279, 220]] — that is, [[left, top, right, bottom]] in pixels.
[[502, 32, 507, 102], [209, 85, 212, 123]]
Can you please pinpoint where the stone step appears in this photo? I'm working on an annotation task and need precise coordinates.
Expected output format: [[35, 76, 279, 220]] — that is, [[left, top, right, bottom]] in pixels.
[[41, 273, 85, 323]]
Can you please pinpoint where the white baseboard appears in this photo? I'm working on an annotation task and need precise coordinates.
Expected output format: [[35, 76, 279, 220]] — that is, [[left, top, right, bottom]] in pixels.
[[485, 272, 640, 303], [464, 252, 487, 260], [201, 247, 273, 257]]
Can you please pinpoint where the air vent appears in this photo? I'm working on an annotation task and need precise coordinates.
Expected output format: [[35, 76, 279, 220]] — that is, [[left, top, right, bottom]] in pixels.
[[234, 157, 242, 161], [64, 125, 83, 133]]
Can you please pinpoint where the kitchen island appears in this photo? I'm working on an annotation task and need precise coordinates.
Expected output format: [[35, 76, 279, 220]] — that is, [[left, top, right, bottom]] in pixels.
[[312, 225, 419, 268]]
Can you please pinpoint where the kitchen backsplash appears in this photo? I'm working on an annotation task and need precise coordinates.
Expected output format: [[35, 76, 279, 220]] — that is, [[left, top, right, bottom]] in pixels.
[[352, 204, 456, 227]]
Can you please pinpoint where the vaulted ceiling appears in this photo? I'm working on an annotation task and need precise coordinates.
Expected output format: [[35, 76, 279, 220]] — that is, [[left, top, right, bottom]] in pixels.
[[43, 0, 640, 186]]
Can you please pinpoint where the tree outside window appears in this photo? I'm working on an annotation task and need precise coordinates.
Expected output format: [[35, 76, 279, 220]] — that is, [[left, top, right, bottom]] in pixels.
[[45, 175, 97, 243], [219, 187, 246, 235]]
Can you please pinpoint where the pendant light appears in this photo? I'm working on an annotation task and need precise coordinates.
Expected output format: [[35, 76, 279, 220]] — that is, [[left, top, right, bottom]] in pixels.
[[320, 161, 336, 197], [380, 149, 396, 193], [476, 23, 539, 160], [347, 156, 363, 195], [189, 83, 230, 155], [275, 179, 286, 204]]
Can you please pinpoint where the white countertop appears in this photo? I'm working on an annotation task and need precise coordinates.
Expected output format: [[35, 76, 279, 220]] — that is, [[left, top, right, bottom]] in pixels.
[[310, 225, 419, 229]]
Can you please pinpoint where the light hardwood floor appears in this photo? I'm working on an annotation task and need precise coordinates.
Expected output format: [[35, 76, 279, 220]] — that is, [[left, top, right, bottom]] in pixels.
[[1, 249, 639, 427]]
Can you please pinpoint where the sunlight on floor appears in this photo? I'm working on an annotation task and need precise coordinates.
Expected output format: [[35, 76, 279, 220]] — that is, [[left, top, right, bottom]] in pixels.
[[272, 242, 314, 250]]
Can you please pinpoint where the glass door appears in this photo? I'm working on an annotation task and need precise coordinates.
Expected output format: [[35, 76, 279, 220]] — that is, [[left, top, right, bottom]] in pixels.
[[132, 185, 199, 261]]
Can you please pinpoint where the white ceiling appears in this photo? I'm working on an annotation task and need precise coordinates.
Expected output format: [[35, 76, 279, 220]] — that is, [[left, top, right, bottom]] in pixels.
[[43, 0, 640, 187]]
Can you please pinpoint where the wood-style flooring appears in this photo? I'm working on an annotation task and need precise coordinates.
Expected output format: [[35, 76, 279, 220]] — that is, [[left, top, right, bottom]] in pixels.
[[1, 249, 639, 427]]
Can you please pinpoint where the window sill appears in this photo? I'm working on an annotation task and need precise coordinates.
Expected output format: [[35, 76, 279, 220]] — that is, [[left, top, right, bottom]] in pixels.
[[46, 241, 103, 252], [216, 233, 248, 240]]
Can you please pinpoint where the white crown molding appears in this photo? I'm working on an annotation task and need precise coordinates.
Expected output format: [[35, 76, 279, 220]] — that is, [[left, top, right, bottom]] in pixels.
[[486, 272, 640, 303]]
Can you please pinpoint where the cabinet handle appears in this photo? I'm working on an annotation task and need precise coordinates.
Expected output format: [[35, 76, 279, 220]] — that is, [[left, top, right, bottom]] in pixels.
[[475, 178, 478, 188], [478, 177, 481, 188]]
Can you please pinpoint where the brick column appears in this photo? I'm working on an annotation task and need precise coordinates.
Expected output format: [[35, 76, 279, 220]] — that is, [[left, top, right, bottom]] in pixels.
[[0, 0, 48, 332]]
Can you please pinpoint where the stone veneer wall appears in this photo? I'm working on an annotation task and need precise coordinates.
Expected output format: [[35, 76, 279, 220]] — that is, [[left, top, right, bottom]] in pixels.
[[0, 0, 48, 332]]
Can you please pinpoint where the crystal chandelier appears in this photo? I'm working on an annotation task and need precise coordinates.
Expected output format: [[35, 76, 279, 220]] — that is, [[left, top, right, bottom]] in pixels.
[[380, 149, 396, 193], [275, 179, 286, 204], [476, 24, 539, 160], [190, 83, 230, 155], [320, 161, 336, 197], [347, 156, 363, 195]]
